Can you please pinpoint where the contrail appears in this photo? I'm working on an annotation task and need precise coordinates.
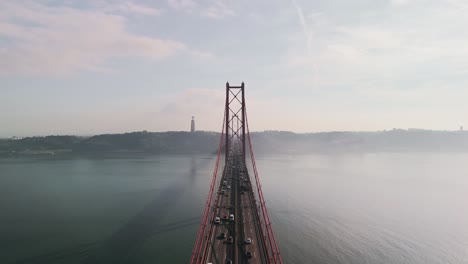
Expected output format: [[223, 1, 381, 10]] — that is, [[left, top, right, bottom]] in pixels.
[[290, 0, 311, 55]]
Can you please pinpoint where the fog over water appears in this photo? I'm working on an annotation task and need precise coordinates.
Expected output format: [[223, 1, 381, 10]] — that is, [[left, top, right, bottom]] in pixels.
[[1, 153, 467, 263], [2, 2, 468, 263]]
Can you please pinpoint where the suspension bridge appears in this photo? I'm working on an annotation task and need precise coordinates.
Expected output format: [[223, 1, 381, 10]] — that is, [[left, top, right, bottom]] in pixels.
[[190, 83, 282, 264]]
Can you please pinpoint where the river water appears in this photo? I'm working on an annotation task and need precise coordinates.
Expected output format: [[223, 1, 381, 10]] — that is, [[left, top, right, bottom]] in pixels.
[[0, 153, 467, 263]]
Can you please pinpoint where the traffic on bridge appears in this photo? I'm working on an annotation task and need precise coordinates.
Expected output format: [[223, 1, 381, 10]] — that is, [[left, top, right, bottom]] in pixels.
[[190, 83, 282, 264]]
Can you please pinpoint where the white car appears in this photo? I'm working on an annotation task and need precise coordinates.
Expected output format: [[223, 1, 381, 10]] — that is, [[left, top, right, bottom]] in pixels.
[[245, 238, 252, 244], [227, 185, 231, 189], [214, 217, 221, 224]]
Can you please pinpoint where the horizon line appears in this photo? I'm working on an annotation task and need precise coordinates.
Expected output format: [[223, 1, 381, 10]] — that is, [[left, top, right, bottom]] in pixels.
[[2, 128, 467, 139]]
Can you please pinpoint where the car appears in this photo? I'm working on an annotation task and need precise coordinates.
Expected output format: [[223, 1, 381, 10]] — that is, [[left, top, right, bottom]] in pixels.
[[246, 251, 252, 258], [227, 185, 231, 189], [241, 191, 245, 194], [229, 214, 235, 222], [226, 260, 232, 264], [214, 217, 221, 224], [227, 236, 233, 244], [221, 189, 225, 194], [223, 215, 228, 221], [220, 232, 226, 239], [245, 238, 252, 244], [222, 180, 227, 186]]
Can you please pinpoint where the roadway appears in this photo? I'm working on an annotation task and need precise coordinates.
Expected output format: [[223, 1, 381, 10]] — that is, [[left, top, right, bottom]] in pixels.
[[205, 152, 266, 264], [239, 166, 265, 264]]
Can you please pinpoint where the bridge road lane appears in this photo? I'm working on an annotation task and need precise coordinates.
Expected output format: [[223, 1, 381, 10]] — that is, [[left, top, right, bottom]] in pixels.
[[239, 170, 265, 264], [207, 163, 235, 263], [207, 155, 266, 264]]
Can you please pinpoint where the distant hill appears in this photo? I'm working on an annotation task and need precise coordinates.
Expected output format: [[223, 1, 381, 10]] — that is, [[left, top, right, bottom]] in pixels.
[[2, 130, 468, 157], [0, 131, 220, 156], [250, 130, 468, 153], [74, 131, 219, 153]]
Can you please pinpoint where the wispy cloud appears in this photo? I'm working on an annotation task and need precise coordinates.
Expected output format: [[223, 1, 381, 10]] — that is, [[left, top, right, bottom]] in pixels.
[[446, 0, 468, 9], [390, 0, 411, 6], [153, 88, 282, 132], [285, 0, 468, 90], [202, 2, 235, 19], [0, 1, 207, 75], [290, 0, 311, 55], [167, 0, 235, 19], [114, 2, 162, 16], [167, 0, 197, 10]]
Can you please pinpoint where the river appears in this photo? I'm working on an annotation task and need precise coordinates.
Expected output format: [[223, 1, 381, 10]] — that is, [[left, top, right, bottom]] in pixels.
[[0, 153, 467, 263]]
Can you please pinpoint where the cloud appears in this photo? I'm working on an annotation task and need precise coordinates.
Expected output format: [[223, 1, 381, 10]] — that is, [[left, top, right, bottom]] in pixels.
[[0, 1, 206, 75], [202, 2, 235, 19], [90, 88, 228, 133], [114, 2, 162, 16], [290, 0, 311, 55], [0, 86, 283, 135], [167, 0, 235, 19], [146, 87, 280, 132], [390, 0, 411, 6], [158, 88, 224, 115], [167, 0, 197, 10], [446, 0, 468, 10], [285, 0, 468, 90]]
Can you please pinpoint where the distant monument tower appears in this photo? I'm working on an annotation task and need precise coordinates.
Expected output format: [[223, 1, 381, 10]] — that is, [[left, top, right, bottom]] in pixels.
[[191, 116, 195, 132]]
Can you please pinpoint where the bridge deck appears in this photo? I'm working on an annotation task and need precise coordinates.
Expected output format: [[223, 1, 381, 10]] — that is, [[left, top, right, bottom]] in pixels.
[[204, 153, 267, 264]]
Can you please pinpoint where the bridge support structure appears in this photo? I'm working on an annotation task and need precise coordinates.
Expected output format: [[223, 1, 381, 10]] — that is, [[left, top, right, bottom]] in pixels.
[[190, 82, 283, 264], [225, 82, 246, 163]]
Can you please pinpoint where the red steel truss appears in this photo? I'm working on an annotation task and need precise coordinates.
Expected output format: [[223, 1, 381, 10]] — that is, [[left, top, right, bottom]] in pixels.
[[190, 82, 282, 264], [225, 82, 246, 163]]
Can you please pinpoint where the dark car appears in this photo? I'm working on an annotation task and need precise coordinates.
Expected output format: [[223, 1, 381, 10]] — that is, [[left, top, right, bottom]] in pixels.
[[246, 251, 252, 258], [219, 232, 226, 239], [227, 236, 233, 244], [226, 260, 232, 264]]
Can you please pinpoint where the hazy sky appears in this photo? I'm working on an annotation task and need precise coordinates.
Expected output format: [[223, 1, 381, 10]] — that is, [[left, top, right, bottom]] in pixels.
[[1, 0, 468, 136]]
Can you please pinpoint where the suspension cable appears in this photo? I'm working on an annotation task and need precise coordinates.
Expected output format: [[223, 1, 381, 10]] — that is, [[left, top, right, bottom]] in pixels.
[[190, 108, 226, 264], [245, 104, 283, 264]]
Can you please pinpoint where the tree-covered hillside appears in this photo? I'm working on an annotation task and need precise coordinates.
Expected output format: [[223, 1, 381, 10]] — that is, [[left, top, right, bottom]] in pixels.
[[2, 130, 468, 156]]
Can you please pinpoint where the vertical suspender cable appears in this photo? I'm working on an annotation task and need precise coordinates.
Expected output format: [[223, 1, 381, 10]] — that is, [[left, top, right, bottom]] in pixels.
[[190, 84, 282, 264], [190, 109, 226, 264], [245, 104, 283, 264]]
